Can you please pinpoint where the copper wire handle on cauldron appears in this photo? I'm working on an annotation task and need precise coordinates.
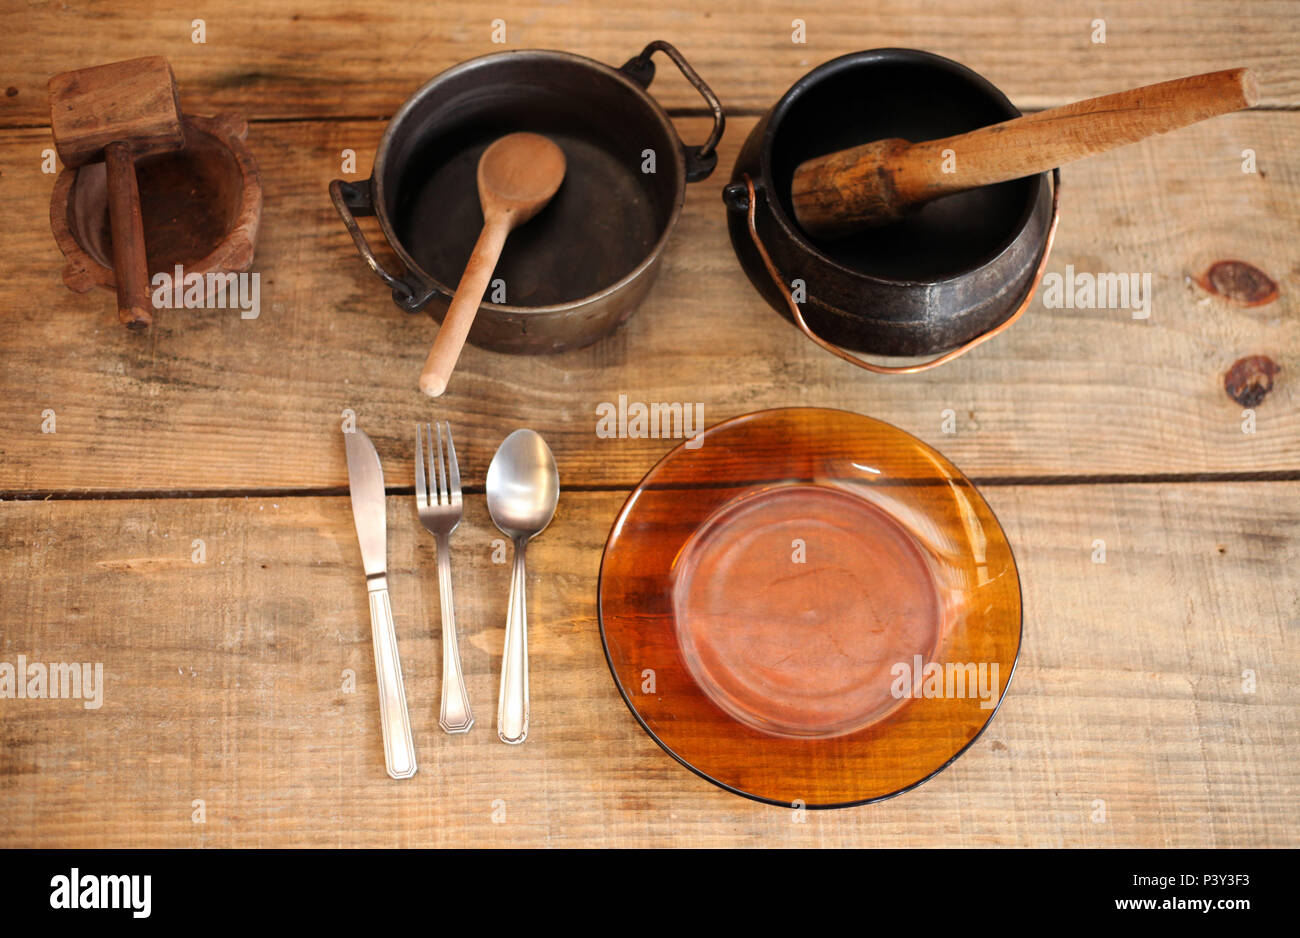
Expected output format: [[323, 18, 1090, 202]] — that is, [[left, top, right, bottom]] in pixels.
[[742, 172, 1061, 374]]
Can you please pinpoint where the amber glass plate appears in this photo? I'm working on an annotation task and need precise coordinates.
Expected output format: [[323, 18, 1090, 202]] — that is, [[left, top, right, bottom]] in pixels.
[[598, 408, 1021, 807]]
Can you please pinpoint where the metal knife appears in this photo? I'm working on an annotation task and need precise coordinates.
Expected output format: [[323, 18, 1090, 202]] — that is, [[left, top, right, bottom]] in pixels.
[[344, 427, 417, 779]]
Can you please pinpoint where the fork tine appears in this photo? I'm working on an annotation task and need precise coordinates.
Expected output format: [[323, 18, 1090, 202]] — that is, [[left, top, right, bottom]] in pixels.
[[445, 422, 462, 506], [435, 421, 448, 506], [434, 420, 444, 501], [414, 423, 426, 508]]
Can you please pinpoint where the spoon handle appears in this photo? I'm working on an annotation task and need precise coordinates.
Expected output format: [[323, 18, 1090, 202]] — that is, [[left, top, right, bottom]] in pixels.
[[419, 213, 510, 397], [497, 539, 529, 744]]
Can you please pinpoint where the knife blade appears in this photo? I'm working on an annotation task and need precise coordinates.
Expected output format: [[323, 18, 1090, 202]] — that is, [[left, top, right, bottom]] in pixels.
[[344, 427, 417, 780], [345, 428, 388, 579]]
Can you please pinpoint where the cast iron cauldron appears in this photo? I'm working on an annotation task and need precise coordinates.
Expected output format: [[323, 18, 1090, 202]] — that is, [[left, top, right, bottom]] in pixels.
[[724, 49, 1059, 371], [332, 41, 723, 354]]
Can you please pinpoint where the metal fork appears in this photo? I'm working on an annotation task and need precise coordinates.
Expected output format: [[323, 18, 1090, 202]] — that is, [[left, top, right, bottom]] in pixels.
[[415, 422, 474, 734]]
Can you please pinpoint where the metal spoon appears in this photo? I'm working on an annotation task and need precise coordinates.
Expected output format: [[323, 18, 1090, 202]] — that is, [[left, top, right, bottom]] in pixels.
[[487, 429, 559, 744]]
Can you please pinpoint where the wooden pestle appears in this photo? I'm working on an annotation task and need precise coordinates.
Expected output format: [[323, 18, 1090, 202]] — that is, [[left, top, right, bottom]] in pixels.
[[792, 68, 1259, 238], [49, 57, 185, 330]]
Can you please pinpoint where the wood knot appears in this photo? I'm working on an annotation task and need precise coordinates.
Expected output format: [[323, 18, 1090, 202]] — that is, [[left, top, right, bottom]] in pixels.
[[1224, 355, 1280, 407], [1195, 260, 1278, 306]]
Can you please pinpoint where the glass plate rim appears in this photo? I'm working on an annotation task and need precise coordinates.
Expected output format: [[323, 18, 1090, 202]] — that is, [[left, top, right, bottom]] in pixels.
[[596, 406, 1024, 808]]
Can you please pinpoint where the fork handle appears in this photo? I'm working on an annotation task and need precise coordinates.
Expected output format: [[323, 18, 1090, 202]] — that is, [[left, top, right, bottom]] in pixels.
[[368, 582, 418, 779], [436, 535, 474, 733], [497, 539, 529, 744]]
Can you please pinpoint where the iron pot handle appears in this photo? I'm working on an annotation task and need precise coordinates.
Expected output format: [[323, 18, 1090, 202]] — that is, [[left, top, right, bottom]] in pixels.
[[329, 177, 435, 312], [726, 172, 1061, 374], [620, 40, 724, 182]]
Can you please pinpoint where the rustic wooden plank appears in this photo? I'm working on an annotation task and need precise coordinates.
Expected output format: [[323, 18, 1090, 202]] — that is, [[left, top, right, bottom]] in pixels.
[[2, 0, 1298, 127], [0, 483, 1294, 847], [1, 111, 1295, 492]]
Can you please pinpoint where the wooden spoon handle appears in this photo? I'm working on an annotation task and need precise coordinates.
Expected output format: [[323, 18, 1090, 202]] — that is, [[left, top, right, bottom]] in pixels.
[[793, 68, 1258, 235], [418, 215, 510, 397], [104, 141, 153, 330]]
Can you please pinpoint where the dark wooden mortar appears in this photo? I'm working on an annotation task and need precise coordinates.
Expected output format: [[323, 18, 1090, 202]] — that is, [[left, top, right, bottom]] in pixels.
[[51, 113, 262, 295]]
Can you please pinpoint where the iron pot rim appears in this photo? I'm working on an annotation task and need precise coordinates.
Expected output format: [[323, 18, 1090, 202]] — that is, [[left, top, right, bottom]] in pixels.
[[754, 47, 1048, 289], [370, 48, 689, 317]]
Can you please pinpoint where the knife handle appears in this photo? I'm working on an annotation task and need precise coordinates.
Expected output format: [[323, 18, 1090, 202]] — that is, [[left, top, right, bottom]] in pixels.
[[368, 583, 417, 779]]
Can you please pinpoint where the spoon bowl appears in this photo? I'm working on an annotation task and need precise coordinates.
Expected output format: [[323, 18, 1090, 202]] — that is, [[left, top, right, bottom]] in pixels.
[[477, 132, 568, 226], [487, 429, 560, 537], [487, 429, 559, 744]]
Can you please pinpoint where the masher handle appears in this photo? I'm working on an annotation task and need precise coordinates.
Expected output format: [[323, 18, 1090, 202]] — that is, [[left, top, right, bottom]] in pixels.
[[104, 141, 154, 330], [908, 68, 1258, 195], [793, 68, 1258, 236]]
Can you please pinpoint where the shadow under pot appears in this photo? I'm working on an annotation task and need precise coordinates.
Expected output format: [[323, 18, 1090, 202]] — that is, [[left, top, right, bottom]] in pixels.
[[331, 41, 724, 355], [724, 49, 1059, 370]]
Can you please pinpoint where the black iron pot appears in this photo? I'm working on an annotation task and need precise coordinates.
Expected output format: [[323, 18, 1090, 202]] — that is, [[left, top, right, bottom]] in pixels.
[[332, 41, 723, 354], [724, 49, 1059, 370]]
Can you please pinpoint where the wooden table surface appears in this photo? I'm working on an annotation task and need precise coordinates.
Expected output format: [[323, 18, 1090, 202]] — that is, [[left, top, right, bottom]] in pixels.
[[1, 0, 1296, 847]]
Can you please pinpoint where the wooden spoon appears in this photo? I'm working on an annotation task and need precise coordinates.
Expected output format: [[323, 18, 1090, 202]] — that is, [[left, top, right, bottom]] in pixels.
[[419, 132, 567, 397], [791, 68, 1258, 238]]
